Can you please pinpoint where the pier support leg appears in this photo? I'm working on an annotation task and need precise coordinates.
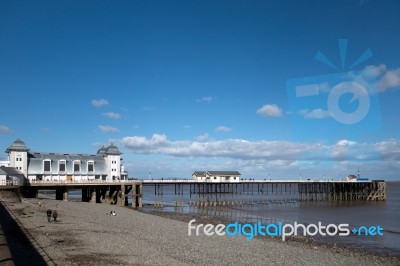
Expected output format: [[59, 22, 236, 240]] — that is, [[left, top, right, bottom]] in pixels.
[[138, 184, 143, 208], [56, 189, 63, 200], [110, 187, 117, 205], [63, 188, 68, 201], [131, 185, 137, 208], [96, 188, 102, 203], [125, 187, 129, 206], [56, 187, 68, 201], [82, 188, 90, 202], [104, 186, 111, 204], [118, 185, 126, 207], [131, 184, 142, 208], [90, 189, 96, 204]]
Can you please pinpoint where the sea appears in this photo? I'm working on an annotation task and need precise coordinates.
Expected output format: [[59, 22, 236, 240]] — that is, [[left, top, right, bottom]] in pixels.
[[138, 181, 400, 257]]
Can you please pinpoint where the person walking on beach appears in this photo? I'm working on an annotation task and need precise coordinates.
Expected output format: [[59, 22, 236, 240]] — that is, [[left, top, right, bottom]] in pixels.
[[52, 210, 58, 222], [46, 209, 52, 222]]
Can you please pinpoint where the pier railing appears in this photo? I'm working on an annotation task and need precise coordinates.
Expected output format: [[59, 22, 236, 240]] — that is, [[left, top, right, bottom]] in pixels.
[[143, 179, 194, 183], [142, 179, 369, 183], [239, 179, 367, 183], [0, 180, 19, 186], [26, 179, 141, 185]]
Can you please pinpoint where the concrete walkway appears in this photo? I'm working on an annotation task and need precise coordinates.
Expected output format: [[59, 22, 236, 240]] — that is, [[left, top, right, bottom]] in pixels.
[[0, 205, 15, 266]]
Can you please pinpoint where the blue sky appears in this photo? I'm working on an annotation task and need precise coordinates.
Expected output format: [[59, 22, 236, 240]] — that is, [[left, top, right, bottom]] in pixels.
[[1, 0, 399, 180]]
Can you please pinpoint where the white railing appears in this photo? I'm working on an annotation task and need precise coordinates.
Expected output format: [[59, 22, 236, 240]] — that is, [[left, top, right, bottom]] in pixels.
[[240, 179, 369, 183], [21, 179, 372, 185], [142, 179, 194, 183], [142, 179, 367, 183], [240, 179, 340, 183], [142, 179, 245, 183], [0, 180, 19, 186], [27, 179, 141, 184]]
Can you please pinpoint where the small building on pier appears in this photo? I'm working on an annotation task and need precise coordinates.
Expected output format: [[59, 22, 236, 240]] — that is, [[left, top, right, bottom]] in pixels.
[[3, 139, 128, 184], [192, 171, 241, 182]]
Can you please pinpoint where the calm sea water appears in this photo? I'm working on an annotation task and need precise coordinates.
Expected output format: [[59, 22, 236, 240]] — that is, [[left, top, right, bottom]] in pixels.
[[139, 182, 400, 257]]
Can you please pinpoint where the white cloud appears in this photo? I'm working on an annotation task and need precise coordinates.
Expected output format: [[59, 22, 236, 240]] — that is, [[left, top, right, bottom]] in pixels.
[[355, 65, 400, 92], [378, 68, 400, 92], [98, 125, 119, 134], [119, 134, 318, 160], [363, 64, 387, 78], [256, 104, 283, 117], [183, 125, 192, 129], [143, 106, 155, 111], [336, 139, 357, 146], [374, 139, 400, 160], [91, 99, 109, 107], [196, 96, 213, 103], [298, 108, 331, 119], [121, 134, 168, 149], [215, 126, 232, 132], [117, 134, 400, 163], [195, 133, 209, 141], [0, 125, 12, 134], [117, 134, 400, 180], [102, 112, 121, 120]]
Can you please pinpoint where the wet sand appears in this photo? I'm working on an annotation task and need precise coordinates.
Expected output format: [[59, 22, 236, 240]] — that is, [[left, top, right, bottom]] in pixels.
[[1, 197, 399, 265]]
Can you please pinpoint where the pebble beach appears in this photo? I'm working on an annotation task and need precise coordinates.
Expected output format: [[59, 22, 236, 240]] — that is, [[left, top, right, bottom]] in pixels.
[[1, 197, 399, 266]]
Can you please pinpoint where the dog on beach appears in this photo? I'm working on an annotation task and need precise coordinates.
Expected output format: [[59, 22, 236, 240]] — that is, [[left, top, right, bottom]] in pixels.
[[46, 209, 52, 222], [108, 211, 117, 216], [52, 210, 58, 221]]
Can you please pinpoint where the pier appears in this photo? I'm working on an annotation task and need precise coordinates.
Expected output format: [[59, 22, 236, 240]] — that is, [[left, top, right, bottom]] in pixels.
[[0, 179, 386, 208], [0, 180, 143, 208], [142, 179, 386, 207]]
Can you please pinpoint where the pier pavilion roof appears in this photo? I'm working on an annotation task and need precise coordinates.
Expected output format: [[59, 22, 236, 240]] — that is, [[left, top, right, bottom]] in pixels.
[[97, 146, 107, 156], [6, 139, 30, 152], [193, 171, 241, 176], [105, 144, 121, 155], [192, 171, 207, 176], [207, 171, 241, 176]]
